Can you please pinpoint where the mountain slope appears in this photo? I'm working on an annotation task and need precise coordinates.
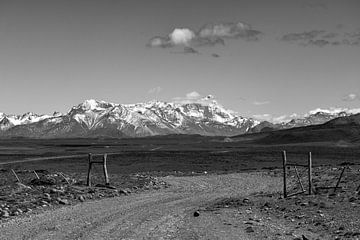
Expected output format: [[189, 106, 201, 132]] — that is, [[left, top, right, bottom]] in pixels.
[[1, 99, 359, 139], [0, 100, 259, 138], [233, 113, 360, 144]]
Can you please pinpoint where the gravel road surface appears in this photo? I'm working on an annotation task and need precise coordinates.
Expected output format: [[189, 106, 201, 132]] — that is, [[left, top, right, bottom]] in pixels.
[[0, 172, 281, 240]]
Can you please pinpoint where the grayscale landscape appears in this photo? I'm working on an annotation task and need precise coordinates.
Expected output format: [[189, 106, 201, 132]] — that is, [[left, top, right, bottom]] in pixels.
[[0, 0, 359, 239]]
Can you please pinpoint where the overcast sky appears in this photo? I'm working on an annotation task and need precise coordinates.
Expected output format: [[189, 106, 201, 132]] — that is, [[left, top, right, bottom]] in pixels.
[[0, 0, 359, 121]]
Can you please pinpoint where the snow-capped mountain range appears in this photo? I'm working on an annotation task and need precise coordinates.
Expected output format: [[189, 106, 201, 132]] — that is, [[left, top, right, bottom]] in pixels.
[[0, 99, 358, 138]]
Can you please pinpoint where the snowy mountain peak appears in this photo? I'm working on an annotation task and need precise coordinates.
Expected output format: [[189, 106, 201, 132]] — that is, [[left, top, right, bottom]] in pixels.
[[307, 107, 360, 116], [1, 99, 359, 138], [0, 99, 259, 138], [76, 99, 115, 111], [53, 111, 63, 117]]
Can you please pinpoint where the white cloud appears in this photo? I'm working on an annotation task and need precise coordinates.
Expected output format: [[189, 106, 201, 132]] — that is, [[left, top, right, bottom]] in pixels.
[[253, 100, 270, 106], [186, 91, 201, 99], [272, 115, 290, 123], [342, 93, 358, 101], [198, 22, 260, 40], [148, 86, 162, 94], [169, 28, 195, 46], [148, 36, 172, 48], [173, 92, 219, 105], [252, 114, 272, 121], [148, 21, 262, 49]]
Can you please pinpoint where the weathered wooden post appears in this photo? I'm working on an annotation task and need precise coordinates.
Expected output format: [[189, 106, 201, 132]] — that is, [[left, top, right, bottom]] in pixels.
[[11, 169, 21, 183], [308, 152, 312, 195], [294, 166, 305, 192], [33, 170, 40, 179], [282, 150, 287, 198], [59, 172, 70, 184], [103, 154, 109, 185], [334, 166, 346, 193], [87, 153, 93, 186], [86, 153, 109, 187]]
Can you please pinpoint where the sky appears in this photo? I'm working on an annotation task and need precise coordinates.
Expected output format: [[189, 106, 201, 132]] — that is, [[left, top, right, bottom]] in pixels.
[[0, 0, 359, 121]]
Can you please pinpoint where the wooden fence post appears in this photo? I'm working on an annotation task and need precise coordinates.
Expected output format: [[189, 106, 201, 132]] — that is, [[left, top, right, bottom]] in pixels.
[[11, 169, 21, 183], [282, 150, 287, 198], [33, 170, 40, 179], [334, 166, 346, 193], [308, 152, 312, 195], [87, 153, 93, 186], [103, 154, 109, 185]]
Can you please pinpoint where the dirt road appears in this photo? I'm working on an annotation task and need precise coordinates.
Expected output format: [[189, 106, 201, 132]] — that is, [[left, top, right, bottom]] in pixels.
[[0, 172, 281, 240]]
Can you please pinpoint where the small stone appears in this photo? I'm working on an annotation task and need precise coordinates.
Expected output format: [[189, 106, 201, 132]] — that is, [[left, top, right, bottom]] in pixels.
[[16, 182, 32, 190], [11, 211, 19, 216], [1, 210, 9, 218], [193, 211, 200, 217], [244, 221, 254, 225], [44, 193, 51, 201], [119, 189, 129, 195], [245, 226, 254, 233], [349, 197, 357, 202], [57, 198, 69, 205], [50, 188, 64, 194], [302, 235, 309, 240]]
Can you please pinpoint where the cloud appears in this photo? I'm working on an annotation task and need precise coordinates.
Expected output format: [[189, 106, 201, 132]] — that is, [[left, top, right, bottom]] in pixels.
[[173, 92, 218, 105], [281, 30, 328, 46], [148, 21, 262, 49], [342, 93, 358, 101], [197, 22, 262, 41], [253, 113, 295, 123], [169, 28, 196, 46], [272, 115, 290, 123], [252, 114, 272, 121], [148, 86, 162, 94], [281, 29, 360, 47], [186, 91, 201, 99], [148, 36, 172, 48], [253, 100, 270, 106]]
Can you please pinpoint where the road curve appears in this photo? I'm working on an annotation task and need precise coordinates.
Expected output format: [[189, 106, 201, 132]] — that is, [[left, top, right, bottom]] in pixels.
[[0, 172, 281, 240]]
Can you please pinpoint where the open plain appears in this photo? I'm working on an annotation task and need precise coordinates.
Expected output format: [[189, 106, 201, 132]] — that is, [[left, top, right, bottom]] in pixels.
[[0, 136, 360, 239]]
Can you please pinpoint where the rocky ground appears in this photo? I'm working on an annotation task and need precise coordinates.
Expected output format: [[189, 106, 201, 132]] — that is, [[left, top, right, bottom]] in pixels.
[[0, 166, 359, 239], [0, 169, 169, 221], [202, 166, 360, 239]]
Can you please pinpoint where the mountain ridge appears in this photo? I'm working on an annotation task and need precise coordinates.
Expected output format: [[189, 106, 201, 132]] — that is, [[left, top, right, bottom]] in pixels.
[[0, 99, 359, 138]]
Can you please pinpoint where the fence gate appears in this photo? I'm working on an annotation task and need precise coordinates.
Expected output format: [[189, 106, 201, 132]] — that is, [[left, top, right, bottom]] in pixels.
[[282, 151, 312, 198]]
